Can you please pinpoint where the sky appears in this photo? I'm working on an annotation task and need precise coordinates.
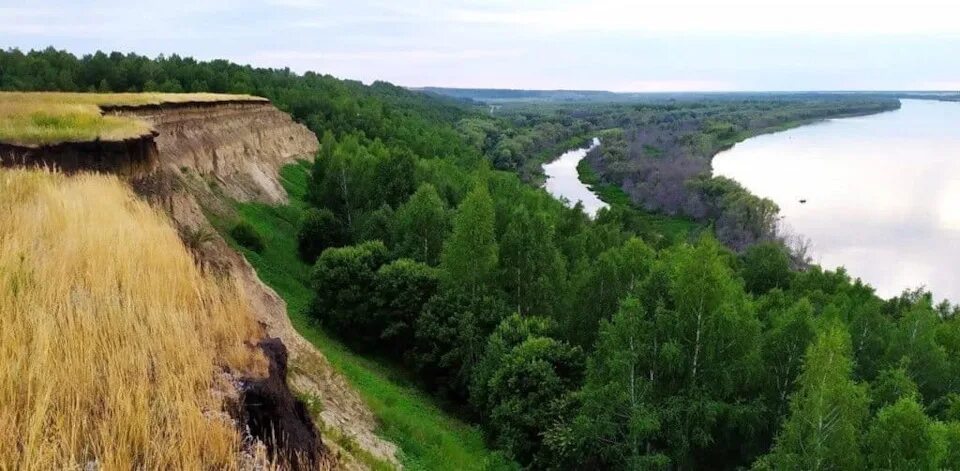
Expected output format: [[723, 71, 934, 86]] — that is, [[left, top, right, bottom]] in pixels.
[[2, 0, 959, 91]]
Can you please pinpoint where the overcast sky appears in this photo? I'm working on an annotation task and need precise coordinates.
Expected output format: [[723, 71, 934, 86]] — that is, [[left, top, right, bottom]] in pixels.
[[2, 0, 959, 91]]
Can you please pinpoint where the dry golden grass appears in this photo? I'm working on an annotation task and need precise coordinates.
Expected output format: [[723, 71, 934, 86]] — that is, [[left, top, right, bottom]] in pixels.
[[0, 169, 266, 470], [0, 92, 266, 146]]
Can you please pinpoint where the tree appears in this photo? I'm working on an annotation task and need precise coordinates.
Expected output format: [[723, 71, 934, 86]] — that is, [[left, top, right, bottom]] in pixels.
[[375, 147, 416, 208], [411, 287, 508, 400], [761, 298, 816, 424], [297, 208, 346, 263], [392, 184, 449, 265], [471, 315, 584, 466], [441, 183, 498, 292], [564, 237, 654, 348], [741, 241, 793, 295], [309, 241, 389, 346], [560, 297, 669, 469], [871, 366, 921, 410], [865, 397, 943, 470], [372, 259, 440, 354], [499, 208, 566, 317], [757, 322, 869, 471], [306, 130, 337, 206]]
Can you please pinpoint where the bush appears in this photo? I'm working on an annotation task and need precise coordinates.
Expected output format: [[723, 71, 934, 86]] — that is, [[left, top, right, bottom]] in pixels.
[[297, 208, 345, 263], [230, 221, 265, 253]]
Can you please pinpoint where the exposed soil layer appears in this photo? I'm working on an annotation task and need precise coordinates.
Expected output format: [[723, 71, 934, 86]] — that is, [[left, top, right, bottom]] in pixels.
[[242, 338, 329, 469], [0, 99, 319, 203], [0, 135, 157, 174], [116, 100, 318, 203]]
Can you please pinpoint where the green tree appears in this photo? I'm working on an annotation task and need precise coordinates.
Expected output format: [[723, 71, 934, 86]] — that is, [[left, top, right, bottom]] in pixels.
[[757, 321, 869, 471], [564, 237, 654, 348], [761, 298, 816, 423], [392, 183, 449, 265], [471, 315, 584, 466], [372, 259, 440, 354], [297, 207, 346, 263], [306, 130, 337, 206], [499, 208, 566, 317], [441, 183, 498, 292], [561, 297, 669, 469], [309, 241, 389, 346], [865, 397, 943, 470], [741, 241, 793, 295], [411, 287, 508, 400], [871, 366, 921, 410]]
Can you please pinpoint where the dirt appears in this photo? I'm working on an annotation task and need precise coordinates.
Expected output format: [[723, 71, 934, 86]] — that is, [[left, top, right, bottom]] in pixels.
[[130, 100, 399, 469]]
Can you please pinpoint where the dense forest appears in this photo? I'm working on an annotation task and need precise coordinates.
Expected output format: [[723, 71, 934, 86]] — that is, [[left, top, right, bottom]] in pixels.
[[5, 47, 960, 470]]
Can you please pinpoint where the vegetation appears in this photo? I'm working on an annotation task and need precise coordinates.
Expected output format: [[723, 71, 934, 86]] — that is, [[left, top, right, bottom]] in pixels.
[[5, 48, 958, 470], [0, 91, 261, 145], [229, 220, 265, 253], [221, 163, 515, 470], [0, 169, 264, 469]]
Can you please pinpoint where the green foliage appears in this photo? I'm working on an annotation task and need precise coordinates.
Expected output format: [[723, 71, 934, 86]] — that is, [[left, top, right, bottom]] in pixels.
[[229, 220, 265, 253], [563, 297, 669, 469], [216, 164, 510, 470], [309, 241, 389, 346], [865, 397, 943, 471], [741, 241, 793, 295], [372, 259, 440, 354], [296, 207, 345, 263], [472, 314, 584, 466], [392, 184, 449, 265], [441, 183, 498, 291], [759, 322, 869, 471]]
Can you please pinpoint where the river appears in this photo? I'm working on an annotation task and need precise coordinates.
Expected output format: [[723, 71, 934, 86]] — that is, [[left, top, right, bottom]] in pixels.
[[713, 99, 960, 301], [542, 137, 608, 218]]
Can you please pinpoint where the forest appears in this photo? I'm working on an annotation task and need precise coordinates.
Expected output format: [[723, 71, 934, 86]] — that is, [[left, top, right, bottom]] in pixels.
[[4, 47, 960, 470]]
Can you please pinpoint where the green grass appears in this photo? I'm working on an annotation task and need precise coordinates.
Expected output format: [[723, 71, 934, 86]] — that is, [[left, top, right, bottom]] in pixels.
[[577, 157, 700, 241], [214, 161, 514, 471]]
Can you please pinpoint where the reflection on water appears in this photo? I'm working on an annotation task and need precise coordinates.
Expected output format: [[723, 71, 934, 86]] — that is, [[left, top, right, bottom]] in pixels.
[[543, 137, 608, 218], [713, 99, 960, 301]]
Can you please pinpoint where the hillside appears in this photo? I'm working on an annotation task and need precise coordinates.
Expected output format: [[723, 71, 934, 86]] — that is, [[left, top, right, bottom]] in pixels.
[[0, 169, 323, 469]]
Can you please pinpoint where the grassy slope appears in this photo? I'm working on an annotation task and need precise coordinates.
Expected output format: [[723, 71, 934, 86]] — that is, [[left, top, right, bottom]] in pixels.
[[220, 162, 512, 471], [0, 169, 263, 469], [0, 92, 265, 145]]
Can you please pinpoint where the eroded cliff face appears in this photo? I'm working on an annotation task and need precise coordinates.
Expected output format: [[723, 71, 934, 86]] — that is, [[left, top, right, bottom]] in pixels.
[[114, 100, 318, 203], [1, 99, 318, 204]]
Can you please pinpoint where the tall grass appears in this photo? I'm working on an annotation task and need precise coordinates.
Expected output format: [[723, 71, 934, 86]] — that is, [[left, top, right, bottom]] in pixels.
[[0, 92, 265, 145], [0, 169, 265, 470]]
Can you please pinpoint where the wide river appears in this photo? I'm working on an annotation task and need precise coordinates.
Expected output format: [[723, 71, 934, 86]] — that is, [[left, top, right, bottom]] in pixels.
[[713, 99, 960, 301], [543, 137, 608, 217]]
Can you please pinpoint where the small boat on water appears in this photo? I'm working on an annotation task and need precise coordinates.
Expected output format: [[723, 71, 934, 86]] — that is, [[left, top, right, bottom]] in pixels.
[[799, 199, 807, 204]]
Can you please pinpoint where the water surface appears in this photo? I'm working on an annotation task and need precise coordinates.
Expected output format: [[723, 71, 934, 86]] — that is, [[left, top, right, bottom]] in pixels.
[[713, 99, 960, 301], [543, 137, 608, 217]]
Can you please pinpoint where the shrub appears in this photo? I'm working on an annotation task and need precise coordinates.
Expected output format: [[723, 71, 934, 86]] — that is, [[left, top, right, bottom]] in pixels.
[[297, 207, 345, 263], [230, 221, 265, 253]]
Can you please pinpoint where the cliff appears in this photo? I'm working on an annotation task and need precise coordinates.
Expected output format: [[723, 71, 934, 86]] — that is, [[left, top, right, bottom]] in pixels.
[[0, 98, 318, 204]]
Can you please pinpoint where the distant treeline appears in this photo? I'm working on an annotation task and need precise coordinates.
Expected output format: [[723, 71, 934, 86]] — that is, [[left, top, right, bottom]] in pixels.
[[6, 47, 960, 470]]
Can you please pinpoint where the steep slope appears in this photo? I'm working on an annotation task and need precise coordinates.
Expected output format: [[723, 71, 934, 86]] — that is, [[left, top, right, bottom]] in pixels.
[[0, 169, 322, 469], [0, 94, 397, 469]]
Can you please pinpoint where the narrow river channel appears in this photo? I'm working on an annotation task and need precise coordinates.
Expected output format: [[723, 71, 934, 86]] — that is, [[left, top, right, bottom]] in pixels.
[[542, 137, 608, 218]]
